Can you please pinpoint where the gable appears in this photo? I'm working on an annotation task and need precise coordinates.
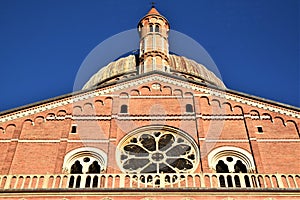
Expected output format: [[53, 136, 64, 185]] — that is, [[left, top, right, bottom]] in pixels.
[[0, 73, 299, 124]]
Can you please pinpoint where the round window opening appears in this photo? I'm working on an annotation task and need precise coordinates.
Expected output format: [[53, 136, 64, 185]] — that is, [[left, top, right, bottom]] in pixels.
[[116, 126, 199, 184]]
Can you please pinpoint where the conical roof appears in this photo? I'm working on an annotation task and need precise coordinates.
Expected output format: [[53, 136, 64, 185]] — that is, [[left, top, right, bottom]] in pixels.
[[138, 6, 169, 27], [147, 6, 161, 15]]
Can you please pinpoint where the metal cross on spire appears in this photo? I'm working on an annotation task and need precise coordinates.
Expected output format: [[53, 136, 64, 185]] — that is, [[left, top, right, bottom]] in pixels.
[[151, 2, 156, 8]]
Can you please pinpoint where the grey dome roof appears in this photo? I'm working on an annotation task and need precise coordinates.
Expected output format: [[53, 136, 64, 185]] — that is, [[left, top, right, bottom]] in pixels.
[[82, 54, 225, 90]]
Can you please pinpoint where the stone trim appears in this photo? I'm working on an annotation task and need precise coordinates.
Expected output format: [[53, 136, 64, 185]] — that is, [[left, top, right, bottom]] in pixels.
[[0, 139, 111, 143], [45, 114, 247, 121], [1, 138, 298, 143], [256, 139, 300, 142], [199, 138, 250, 143]]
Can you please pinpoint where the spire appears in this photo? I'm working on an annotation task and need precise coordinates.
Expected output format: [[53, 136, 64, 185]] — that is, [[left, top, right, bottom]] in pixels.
[[147, 5, 161, 16], [139, 4, 168, 23]]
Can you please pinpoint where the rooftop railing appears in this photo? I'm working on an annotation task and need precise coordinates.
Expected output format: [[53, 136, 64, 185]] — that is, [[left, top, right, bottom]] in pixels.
[[0, 173, 299, 190]]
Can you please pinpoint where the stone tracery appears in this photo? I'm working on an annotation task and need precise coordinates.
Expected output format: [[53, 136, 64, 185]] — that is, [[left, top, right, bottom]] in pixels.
[[117, 126, 199, 179]]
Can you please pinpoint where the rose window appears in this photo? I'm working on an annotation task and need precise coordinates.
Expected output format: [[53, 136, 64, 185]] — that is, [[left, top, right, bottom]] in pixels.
[[117, 126, 199, 175]]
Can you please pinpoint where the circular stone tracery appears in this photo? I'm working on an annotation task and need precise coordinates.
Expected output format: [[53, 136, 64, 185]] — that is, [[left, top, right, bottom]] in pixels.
[[151, 152, 164, 162], [117, 126, 199, 175]]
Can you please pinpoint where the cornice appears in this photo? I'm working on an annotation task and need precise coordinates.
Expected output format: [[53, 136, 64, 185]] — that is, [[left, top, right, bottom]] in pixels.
[[198, 138, 300, 143], [0, 139, 115, 143], [1, 138, 299, 143]]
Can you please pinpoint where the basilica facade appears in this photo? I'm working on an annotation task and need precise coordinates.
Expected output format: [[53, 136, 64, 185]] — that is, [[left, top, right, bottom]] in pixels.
[[0, 6, 299, 200]]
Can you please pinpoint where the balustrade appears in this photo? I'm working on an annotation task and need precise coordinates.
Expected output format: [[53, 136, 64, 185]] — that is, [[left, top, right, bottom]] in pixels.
[[0, 173, 299, 190]]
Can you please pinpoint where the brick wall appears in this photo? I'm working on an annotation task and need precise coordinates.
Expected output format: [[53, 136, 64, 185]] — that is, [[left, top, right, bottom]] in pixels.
[[0, 79, 299, 176]]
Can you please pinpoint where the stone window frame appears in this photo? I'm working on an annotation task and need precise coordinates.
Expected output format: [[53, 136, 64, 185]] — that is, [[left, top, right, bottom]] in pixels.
[[207, 146, 255, 173], [63, 147, 107, 174]]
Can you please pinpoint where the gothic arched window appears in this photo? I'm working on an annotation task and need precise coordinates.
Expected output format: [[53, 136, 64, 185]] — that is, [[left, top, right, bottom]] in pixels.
[[63, 147, 107, 188], [234, 160, 247, 173], [70, 160, 83, 174], [216, 160, 229, 173], [88, 161, 101, 173], [208, 147, 255, 188]]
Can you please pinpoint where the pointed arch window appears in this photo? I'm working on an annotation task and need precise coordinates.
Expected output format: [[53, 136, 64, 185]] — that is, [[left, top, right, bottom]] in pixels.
[[88, 161, 101, 173], [63, 147, 107, 188], [70, 160, 83, 174], [216, 160, 229, 173]]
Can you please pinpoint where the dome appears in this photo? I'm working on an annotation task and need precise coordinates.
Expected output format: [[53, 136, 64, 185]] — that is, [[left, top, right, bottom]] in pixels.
[[82, 54, 226, 90], [82, 7, 225, 90], [82, 55, 137, 90]]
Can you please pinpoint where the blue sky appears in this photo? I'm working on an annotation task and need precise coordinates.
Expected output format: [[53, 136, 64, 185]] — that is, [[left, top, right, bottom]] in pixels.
[[0, 0, 299, 112]]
